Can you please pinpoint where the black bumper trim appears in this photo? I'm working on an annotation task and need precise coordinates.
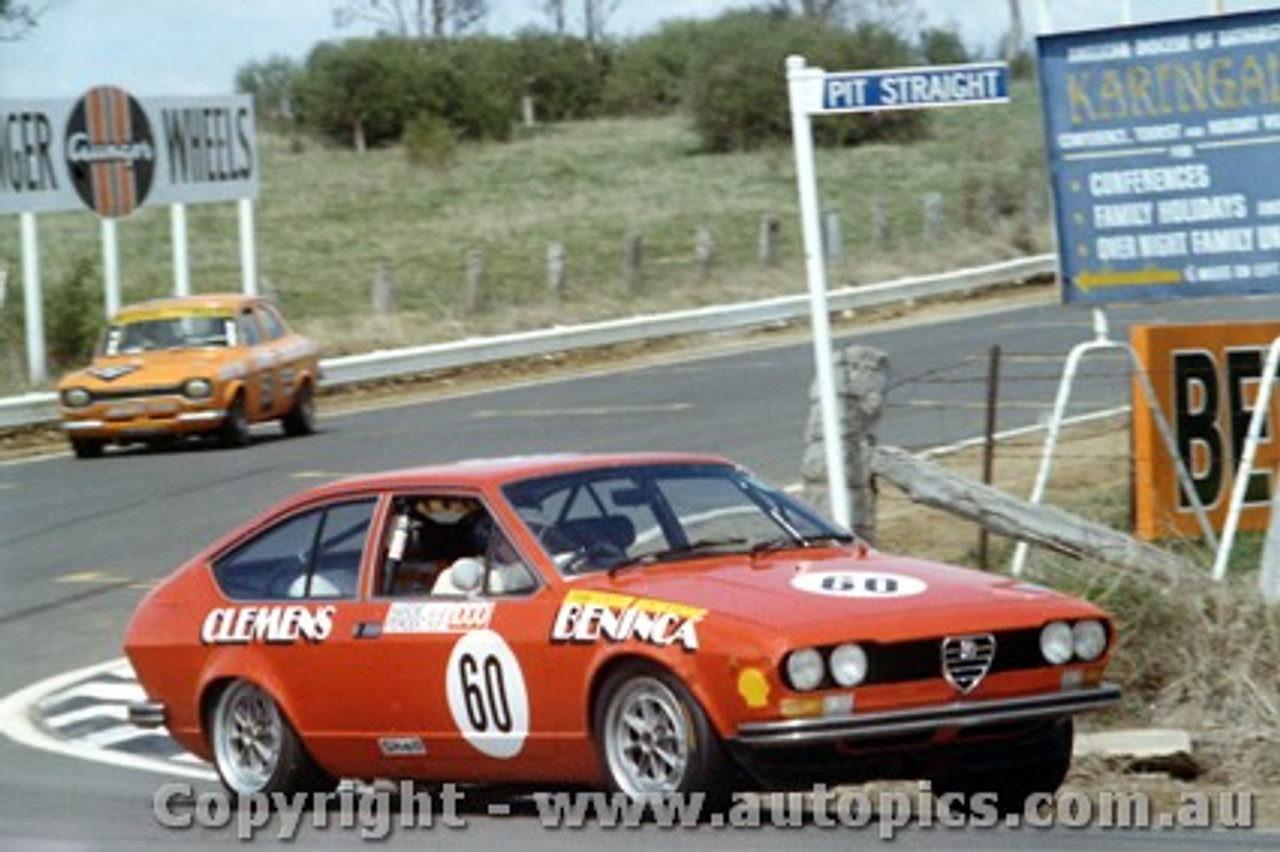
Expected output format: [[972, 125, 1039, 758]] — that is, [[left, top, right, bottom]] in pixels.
[[127, 700, 168, 729], [733, 683, 1120, 747]]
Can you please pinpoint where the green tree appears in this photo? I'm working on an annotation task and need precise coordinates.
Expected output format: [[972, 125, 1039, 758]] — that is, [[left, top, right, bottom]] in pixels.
[[686, 11, 926, 152], [920, 27, 969, 65], [235, 56, 303, 134], [0, 0, 42, 40]]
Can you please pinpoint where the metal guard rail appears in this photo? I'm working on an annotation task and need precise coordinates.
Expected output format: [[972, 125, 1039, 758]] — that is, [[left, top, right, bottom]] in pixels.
[[0, 254, 1054, 430]]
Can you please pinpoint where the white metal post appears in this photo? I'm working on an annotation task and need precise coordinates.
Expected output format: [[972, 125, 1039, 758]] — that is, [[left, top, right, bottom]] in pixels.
[[1012, 308, 1217, 575], [20, 213, 46, 387], [238, 198, 258, 296], [1213, 336, 1280, 580], [101, 218, 120, 318], [787, 55, 851, 530], [171, 203, 190, 296]]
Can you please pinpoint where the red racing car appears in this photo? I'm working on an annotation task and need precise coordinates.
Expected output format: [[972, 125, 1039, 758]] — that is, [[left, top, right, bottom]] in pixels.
[[124, 453, 1119, 811]]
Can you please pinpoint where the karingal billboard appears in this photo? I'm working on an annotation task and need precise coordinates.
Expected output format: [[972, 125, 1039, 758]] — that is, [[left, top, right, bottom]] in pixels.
[[1039, 9, 1280, 304]]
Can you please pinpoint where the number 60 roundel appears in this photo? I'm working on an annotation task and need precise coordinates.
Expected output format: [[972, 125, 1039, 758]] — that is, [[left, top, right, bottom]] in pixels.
[[445, 630, 530, 759]]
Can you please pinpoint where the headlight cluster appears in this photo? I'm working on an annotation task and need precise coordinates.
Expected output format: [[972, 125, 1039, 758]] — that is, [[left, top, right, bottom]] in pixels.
[[784, 643, 868, 691], [1039, 619, 1108, 664], [61, 387, 92, 408], [183, 378, 213, 400]]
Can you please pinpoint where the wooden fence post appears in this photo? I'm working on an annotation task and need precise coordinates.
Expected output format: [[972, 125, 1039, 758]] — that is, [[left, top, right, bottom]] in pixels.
[[695, 226, 716, 278], [923, 192, 944, 243], [465, 250, 484, 313], [547, 242, 565, 300], [623, 231, 643, 293], [824, 209, 843, 263], [759, 214, 780, 265], [871, 195, 891, 250], [372, 260, 397, 316], [801, 345, 889, 543]]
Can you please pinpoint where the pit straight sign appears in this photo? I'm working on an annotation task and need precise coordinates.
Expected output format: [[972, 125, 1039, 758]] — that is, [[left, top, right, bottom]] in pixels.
[[819, 62, 1009, 114]]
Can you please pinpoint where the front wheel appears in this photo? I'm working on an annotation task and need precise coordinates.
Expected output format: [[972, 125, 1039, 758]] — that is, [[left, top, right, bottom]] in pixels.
[[209, 680, 333, 798], [594, 663, 731, 809], [281, 382, 316, 437], [932, 718, 1074, 817], [70, 437, 104, 459], [219, 394, 251, 448]]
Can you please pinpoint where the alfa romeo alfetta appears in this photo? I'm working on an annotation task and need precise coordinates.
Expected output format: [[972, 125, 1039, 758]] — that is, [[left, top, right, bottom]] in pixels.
[[124, 453, 1118, 811]]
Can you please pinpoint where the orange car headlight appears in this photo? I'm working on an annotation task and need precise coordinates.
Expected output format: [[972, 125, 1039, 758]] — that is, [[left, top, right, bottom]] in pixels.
[[183, 378, 213, 400], [61, 387, 92, 408]]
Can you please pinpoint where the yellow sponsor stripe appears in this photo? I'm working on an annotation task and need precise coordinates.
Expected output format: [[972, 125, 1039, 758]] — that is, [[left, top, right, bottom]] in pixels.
[[563, 589, 635, 608], [631, 597, 706, 619], [1077, 268, 1182, 290]]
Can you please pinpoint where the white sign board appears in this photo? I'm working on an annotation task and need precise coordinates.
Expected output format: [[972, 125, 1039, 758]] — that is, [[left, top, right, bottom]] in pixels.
[[1, 87, 258, 218]]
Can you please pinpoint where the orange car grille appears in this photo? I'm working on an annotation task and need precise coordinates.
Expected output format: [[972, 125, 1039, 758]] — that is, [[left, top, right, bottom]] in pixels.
[[88, 385, 185, 402]]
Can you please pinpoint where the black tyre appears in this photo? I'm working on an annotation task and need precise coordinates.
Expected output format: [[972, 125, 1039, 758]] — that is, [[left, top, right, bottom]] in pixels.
[[209, 680, 333, 798], [933, 718, 1074, 817], [70, 438, 104, 459], [219, 393, 251, 448], [281, 382, 316, 437], [594, 662, 731, 811]]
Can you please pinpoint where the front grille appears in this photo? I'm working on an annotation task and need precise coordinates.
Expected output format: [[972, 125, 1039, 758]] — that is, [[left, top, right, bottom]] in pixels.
[[90, 385, 184, 402], [941, 633, 996, 693]]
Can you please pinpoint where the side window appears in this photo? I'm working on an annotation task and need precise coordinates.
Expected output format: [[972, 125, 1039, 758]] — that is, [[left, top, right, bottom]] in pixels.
[[212, 499, 375, 600], [256, 304, 287, 341], [238, 310, 263, 347], [378, 495, 537, 598]]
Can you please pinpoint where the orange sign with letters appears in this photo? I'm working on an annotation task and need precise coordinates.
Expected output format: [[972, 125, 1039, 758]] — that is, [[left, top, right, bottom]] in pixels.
[[1131, 322, 1280, 540]]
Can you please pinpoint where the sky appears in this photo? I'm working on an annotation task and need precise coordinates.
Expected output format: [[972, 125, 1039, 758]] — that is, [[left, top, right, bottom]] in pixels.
[[0, 0, 1278, 99]]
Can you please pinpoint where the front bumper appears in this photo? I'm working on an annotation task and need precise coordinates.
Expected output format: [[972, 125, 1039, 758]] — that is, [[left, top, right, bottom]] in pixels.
[[62, 407, 226, 439], [733, 683, 1120, 747]]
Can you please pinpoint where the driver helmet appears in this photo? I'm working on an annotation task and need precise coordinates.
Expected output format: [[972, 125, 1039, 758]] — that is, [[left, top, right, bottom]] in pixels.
[[416, 496, 480, 525]]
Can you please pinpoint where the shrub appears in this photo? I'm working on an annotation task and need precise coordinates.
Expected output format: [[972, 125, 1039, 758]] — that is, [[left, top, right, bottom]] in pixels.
[[602, 21, 705, 116], [404, 113, 458, 169], [685, 12, 928, 152], [46, 256, 101, 370]]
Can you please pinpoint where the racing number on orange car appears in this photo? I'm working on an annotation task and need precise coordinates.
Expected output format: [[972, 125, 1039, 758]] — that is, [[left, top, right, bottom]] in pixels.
[[457, 651, 513, 734], [445, 630, 529, 759]]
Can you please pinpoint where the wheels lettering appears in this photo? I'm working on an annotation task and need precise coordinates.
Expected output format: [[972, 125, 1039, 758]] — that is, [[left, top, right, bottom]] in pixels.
[[445, 630, 529, 758]]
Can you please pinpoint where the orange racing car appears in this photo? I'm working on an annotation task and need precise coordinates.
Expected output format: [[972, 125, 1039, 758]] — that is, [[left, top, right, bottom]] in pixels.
[[55, 293, 320, 458], [124, 453, 1118, 811]]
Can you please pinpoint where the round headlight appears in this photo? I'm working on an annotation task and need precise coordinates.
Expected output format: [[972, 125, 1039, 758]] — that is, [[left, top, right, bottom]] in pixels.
[[1040, 621, 1074, 665], [785, 648, 825, 691], [1072, 620, 1108, 662], [62, 387, 91, 408], [183, 378, 213, 399], [829, 643, 868, 687]]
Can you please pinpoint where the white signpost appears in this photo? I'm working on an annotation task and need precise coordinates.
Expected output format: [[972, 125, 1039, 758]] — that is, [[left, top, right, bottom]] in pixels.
[[786, 56, 1009, 530]]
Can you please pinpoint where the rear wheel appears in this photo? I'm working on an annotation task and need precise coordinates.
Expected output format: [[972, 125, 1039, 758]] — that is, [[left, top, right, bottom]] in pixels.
[[219, 393, 251, 448], [209, 680, 333, 798], [69, 438, 104, 459], [594, 662, 731, 811], [281, 382, 316, 437]]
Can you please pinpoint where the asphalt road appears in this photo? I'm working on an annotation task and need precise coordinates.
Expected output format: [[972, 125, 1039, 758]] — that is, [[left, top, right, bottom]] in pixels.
[[2, 288, 1279, 849]]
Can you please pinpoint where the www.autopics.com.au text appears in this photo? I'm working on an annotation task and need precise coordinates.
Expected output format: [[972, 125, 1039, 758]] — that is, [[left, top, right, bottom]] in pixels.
[[153, 781, 1256, 841]]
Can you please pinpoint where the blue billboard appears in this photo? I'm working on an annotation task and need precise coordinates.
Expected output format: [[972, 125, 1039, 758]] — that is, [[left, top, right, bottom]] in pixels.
[[1038, 9, 1280, 304]]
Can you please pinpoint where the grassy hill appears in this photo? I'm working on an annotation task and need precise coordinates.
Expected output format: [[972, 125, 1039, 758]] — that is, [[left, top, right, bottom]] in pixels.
[[1, 80, 1051, 389]]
